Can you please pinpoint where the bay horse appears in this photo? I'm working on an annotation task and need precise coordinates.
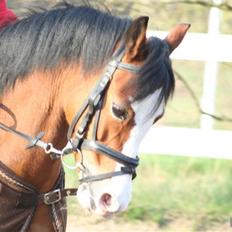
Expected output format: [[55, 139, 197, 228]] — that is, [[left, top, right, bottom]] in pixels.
[[0, 2, 189, 232]]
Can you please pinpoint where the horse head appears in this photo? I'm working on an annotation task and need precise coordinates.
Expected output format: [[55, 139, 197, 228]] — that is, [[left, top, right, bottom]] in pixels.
[[61, 15, 190, 215]]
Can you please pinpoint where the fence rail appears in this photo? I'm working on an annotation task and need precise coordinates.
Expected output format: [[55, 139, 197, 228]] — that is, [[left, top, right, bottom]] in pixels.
[[139, 126, 232, 159], [148, 31, 232, 63]]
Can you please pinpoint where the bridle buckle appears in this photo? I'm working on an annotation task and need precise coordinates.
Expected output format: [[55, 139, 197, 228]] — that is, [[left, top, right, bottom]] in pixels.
[[44, 189, 61, 205]]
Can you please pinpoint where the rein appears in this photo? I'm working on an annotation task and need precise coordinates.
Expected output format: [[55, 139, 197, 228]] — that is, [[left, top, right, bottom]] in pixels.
[[0, 44, 140, 190]]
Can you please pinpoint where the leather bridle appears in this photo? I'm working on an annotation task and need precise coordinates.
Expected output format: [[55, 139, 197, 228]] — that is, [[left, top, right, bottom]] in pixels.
[[62, 44, 140, 183], [0, 44, 140, 184]]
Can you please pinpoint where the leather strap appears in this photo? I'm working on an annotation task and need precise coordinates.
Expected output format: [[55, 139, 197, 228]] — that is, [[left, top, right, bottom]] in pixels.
[[0, 122, 62, 158], [81, 139, 139, 167], [79, 166, 136, 183], [41, 188, 78, 205]]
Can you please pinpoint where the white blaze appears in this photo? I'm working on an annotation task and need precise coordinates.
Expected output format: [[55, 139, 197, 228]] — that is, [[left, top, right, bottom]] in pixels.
[[111, 89, 165, 212], [123, 89, 164, 158], [77, 89, 165, 215]]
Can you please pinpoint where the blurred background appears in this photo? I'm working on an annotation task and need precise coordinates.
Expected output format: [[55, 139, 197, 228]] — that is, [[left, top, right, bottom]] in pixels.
[[7, 0, 232, 231]]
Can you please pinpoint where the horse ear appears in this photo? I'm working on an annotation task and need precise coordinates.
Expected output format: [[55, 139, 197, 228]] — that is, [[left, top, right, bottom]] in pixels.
[[124, 16, 149, 61], [165, 23, 190, 54]]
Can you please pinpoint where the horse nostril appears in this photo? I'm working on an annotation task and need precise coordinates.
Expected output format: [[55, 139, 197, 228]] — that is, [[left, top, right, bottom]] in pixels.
[[99, 193, 120, 213], [100, 193, 112, 207]]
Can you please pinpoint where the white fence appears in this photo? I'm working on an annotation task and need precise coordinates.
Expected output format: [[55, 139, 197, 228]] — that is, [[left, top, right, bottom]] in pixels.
[[147, 31, 232, 62], [141, 6, 232, 159], [139, 126, 232, 159]]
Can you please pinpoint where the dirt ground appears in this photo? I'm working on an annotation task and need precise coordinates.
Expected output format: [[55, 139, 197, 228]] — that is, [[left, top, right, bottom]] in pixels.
[[66, 214, 232, 232]]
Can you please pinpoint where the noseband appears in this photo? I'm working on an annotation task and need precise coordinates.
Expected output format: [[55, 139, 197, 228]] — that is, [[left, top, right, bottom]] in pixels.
[[62, 45, 140, 183]]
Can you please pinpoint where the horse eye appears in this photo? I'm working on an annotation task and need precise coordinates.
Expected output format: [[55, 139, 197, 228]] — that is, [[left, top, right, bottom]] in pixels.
[[112, 103, 128, 121]]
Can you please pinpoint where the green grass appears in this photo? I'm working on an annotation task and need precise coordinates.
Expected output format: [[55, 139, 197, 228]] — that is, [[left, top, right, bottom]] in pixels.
[[65, 155, 232, 229], [122, 155, 232, 228]]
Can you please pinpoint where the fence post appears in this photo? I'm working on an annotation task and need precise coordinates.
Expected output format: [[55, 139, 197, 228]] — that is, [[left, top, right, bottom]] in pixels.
[[200, 0, 223, 129]]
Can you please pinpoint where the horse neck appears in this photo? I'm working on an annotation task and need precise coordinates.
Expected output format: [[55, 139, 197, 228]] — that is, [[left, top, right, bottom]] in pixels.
[[0, 71, 67, 191]]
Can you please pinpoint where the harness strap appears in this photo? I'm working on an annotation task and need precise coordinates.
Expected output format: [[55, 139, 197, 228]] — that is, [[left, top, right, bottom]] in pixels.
[[79, 166, 136, 183], [92, 98, 103, 140], [81, 139, 139, 167], [66, 99, 89, 141], [108, 60, 140, 73], [17, 188, 78, 208], [0, 122, 62, 158], [41, 188, 78, 205]]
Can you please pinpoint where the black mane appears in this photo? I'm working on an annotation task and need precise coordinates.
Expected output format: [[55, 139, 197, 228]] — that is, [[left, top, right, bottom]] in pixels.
[[0, 2, 130, 92], [134, 37, 174, 107], [0, 1, 174, 110]]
